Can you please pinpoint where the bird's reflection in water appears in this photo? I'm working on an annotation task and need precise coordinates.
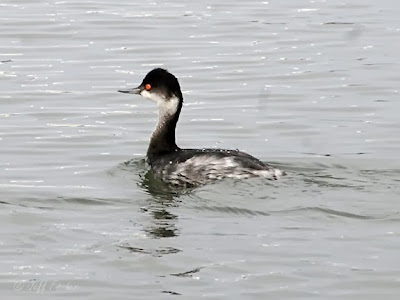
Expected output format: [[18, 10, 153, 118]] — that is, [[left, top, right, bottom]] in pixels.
[[116, 159, 195, 240], [116, 163, 185, 257], [141, 206, 178, 238], [139, 170, 194, 239]]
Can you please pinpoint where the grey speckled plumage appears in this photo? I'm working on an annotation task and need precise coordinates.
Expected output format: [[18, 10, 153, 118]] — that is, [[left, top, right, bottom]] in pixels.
[[151, 149, 284, 187]]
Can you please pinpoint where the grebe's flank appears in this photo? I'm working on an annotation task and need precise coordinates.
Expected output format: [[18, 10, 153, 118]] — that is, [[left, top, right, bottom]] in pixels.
[[119, 68, 284, 186]]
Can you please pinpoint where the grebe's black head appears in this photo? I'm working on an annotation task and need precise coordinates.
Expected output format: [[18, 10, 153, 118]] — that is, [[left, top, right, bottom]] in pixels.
[[118, 68, 183, 104], [119, 68, 183, 155]]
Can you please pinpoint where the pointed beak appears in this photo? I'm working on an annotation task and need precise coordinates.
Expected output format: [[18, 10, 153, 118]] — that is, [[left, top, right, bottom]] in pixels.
[[118, 86, 141, 94]]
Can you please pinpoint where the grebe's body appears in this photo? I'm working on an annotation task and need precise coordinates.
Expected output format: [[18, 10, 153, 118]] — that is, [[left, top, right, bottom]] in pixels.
[[119, 68, 284, 186]]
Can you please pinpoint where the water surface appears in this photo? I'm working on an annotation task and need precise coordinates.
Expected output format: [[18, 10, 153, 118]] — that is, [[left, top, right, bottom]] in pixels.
[[1, 0, 400, 298]]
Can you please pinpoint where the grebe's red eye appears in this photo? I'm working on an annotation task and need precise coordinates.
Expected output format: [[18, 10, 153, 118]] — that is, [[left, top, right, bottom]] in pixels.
[[145, 84, 151, 91]]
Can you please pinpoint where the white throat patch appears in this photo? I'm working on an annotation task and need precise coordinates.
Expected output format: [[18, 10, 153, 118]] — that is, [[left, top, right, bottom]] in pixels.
[[140, 90, 180, 118]]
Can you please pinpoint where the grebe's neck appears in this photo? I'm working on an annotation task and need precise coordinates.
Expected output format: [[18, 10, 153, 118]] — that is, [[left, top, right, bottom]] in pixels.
[[146, 94, 183, 160]]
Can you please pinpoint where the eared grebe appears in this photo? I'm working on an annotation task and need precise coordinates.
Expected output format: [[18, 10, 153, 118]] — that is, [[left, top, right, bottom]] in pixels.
[[119, 68, 284, 186]]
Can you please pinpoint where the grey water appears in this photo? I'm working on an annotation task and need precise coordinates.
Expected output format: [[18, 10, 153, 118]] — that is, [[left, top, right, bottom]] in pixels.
[[1, 0, 400, 299]]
